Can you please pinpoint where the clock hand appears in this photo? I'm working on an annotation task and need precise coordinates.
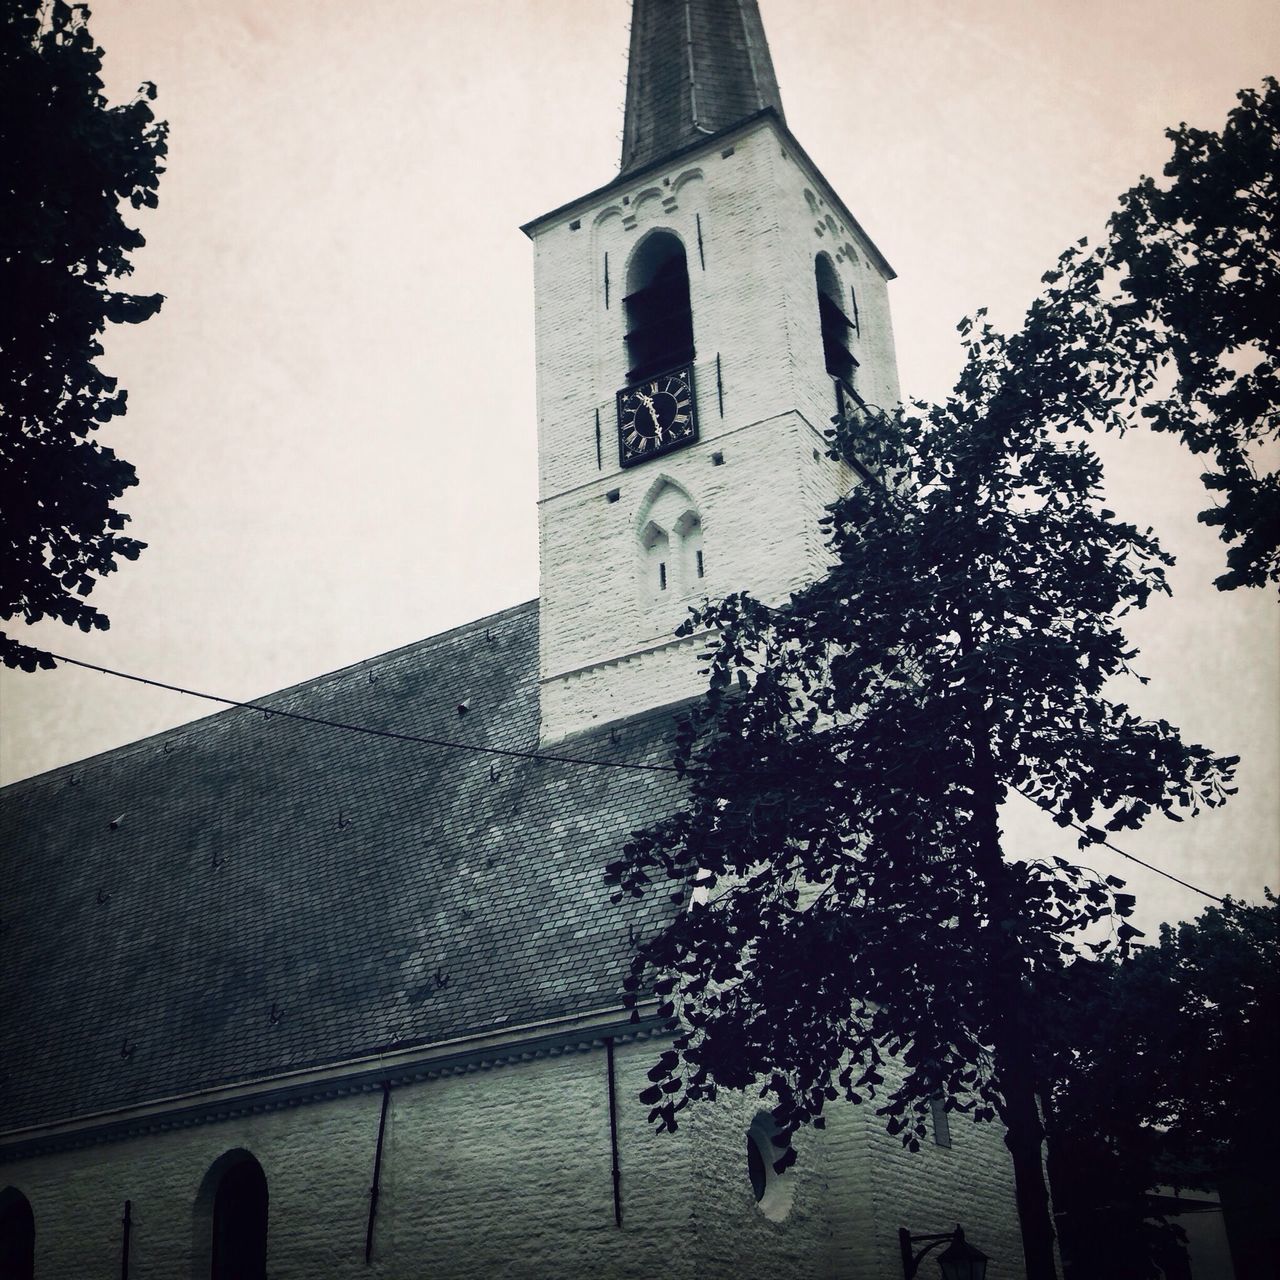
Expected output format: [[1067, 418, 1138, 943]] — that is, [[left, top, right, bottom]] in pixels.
[[635, 391, 661, 437]]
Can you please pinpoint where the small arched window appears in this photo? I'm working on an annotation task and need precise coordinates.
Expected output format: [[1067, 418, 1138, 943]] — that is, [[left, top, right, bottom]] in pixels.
[[202, 1151, 268, 1280], [624, 231, 694, 382], [0, 1187, 35, 1280], [640, 520, 671, 594], [815, 254, 857, 386], [746, 1114, 795, 1222]]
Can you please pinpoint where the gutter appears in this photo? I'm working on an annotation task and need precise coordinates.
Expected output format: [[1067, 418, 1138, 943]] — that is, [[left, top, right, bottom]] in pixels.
[[0, 1002, 663, 1162]]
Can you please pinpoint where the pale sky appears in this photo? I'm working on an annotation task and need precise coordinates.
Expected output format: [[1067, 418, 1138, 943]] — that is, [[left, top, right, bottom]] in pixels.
[[2, 0, 1277, 934]]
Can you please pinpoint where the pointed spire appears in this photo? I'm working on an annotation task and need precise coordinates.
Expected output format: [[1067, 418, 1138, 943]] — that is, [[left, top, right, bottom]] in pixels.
[[620, 0, 786, 177]]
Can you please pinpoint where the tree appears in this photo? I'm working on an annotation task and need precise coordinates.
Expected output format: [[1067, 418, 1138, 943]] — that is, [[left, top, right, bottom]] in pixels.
[[0, 0, 166, 670], [1084, 78, 1279, 592], [605, 265, 1238, 1277], [1044, 894, 1280, 1280]]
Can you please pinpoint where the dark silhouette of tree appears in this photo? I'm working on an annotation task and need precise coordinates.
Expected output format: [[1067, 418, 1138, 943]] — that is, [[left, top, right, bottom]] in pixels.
[[0, 1, 166, 669], [606, 270, 1238, 1277], [1045, 893, 1280, 1280], [1072, 78, 1279, 592]]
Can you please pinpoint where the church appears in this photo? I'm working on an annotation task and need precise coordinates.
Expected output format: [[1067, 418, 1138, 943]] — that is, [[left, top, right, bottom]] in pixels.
[[0, 2, 1024, 1275]]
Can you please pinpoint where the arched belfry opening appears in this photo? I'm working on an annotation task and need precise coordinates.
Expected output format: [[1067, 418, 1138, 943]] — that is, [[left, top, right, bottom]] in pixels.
[[815, 253, 857, 386], [0, 1188, 35, 1280], [195, 1150, 268, 1280], [637, 478, 705, 599], [624, 230, 694, 382]]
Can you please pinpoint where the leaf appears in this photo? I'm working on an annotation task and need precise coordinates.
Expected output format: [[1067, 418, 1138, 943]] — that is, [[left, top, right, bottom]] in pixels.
[[2, 1, 165, 662], [603, 71, 1257, 1225]]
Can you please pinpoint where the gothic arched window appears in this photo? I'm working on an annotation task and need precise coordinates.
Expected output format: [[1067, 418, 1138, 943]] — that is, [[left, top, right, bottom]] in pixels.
[[815, 253, 857, 386], [201, 1151, 268, 1280], [637, 479, 705, 600], [624, 231, 694, 382], [0, 1187, 35, 1280]]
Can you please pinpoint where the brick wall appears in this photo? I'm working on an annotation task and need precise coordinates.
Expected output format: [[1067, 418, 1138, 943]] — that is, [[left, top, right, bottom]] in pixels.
[[0, 1036, 1022, 1278]]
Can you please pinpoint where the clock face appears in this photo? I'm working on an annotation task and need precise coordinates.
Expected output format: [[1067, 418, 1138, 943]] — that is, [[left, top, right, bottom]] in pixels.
[[617, 366, 698, 468]]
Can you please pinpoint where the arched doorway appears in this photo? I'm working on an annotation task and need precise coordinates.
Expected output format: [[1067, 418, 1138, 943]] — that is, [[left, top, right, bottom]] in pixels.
[[197, 1151, 268, 1280], [0, 1187, 34, 1280]]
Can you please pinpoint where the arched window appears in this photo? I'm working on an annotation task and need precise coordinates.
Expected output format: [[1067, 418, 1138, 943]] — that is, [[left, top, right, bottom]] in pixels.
[[0, 1188, 34, 1280], [815, 253, 857, 386], [199, 1151, 268, 1280], [624, 231, 694, 382], [745, 1114, 794, 1222]]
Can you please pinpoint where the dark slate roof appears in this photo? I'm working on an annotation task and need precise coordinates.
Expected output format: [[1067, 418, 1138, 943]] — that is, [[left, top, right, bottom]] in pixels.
[[0, 600, 683, 1133], [620, 0, 785, 176]]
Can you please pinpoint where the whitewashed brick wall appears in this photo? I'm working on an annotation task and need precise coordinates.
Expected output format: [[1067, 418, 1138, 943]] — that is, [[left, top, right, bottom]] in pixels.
[[0, 1037, 1022, 1278], [530, 118, 900, 743]]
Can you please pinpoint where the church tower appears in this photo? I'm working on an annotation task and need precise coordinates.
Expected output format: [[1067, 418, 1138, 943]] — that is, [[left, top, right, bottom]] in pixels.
[[524, 0, 901, 743]]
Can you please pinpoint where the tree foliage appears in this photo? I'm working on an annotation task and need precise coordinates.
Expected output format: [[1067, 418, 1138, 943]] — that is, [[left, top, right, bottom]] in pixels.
[[0, 0, 166, 669], [1044, 894, 1280, 1279], [606, 261, 1237, 1276], [1087, 78, 1279, 591]]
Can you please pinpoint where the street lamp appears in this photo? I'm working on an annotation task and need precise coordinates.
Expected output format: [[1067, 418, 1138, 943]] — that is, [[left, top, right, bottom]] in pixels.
[[898, 1224, 989, 1280]]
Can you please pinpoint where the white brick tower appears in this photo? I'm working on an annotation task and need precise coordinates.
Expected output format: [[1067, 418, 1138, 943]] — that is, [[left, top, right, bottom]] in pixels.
[[524, 0, 901, 743]]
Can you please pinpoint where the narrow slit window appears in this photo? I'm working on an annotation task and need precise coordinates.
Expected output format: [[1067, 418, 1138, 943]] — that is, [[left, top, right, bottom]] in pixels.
[[658, 562, 667, 590], [929, 1096, 952, 1148], [674, 510, 703, 590]]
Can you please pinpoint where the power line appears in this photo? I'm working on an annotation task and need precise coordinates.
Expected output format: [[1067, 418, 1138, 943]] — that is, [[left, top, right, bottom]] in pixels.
[[1063, 822, 1225, 905], [42, 650, 1227, 903], [42, 650, 680, 775], [1008, 781, 1226, 904]]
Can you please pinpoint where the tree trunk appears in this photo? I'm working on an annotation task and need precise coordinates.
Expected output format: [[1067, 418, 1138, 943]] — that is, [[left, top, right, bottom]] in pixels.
[[960, 660, 1062, 1280], [994, 1022, 1062, 1280]]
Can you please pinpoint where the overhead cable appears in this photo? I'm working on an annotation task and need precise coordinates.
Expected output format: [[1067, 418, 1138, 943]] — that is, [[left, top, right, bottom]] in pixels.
[[40, 650, 1227, 903]]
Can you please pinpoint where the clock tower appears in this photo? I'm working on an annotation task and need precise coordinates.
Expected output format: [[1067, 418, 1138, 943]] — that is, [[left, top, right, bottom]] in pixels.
[[523, 0, 901, 743]]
